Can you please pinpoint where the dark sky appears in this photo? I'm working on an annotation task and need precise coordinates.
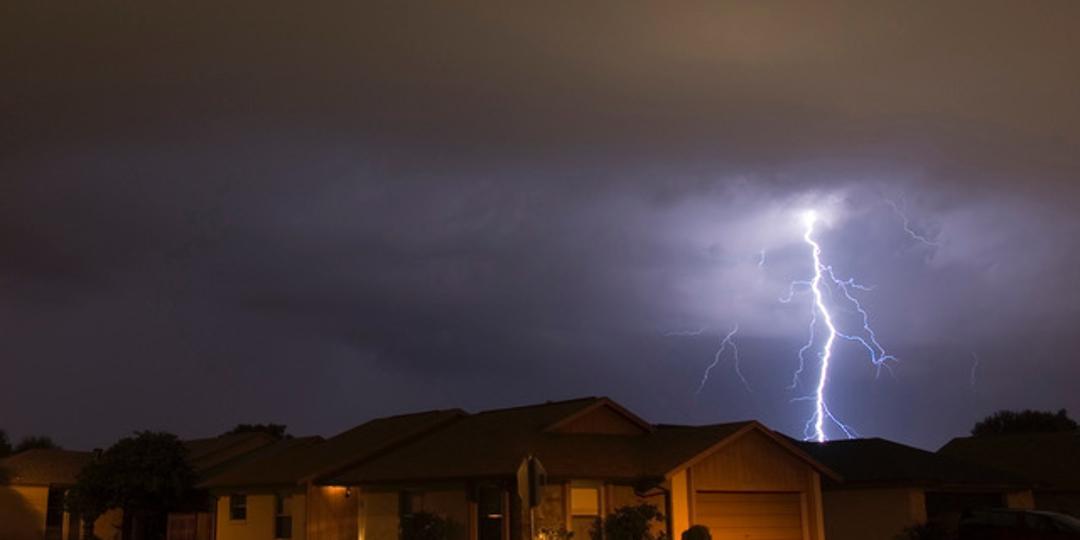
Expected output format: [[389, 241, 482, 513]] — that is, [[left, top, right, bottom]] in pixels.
[[3, 2, 1079, 451]]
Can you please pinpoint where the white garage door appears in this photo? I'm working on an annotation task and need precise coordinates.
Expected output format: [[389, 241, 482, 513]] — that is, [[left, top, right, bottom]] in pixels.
[[694, 492, 804, 540]]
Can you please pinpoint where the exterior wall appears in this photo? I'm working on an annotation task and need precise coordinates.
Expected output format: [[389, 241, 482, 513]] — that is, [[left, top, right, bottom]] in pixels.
[[534, 484, 566, 533], [0, 485, 48, 540], [307, 485, 357, 540], [821, 488, 923, 540], [215, 492, 306, 540], [358, 490, 399, 540], [669, 471, 689, 539], [356, 486, 469, 540], [0, 485, 123, 540], [685, 430, 826, 540]]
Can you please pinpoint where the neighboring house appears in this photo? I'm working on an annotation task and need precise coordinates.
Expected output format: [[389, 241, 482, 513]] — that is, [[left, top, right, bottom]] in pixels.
[[166, 432, 282, 540], [939, 431, 1080, 517], [199, 409, 464, 540], [0, 449, 123, 540], [323, 397, 837, 540], [795, 437, 1034, 540]]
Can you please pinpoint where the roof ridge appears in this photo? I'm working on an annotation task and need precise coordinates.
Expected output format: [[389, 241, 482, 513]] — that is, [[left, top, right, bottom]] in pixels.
[[473, 396, 601, 415]]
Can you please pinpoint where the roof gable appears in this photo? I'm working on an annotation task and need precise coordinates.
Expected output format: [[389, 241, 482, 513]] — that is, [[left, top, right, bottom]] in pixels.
[[545, 399, 653, 435], [665, 422, 840, 481]]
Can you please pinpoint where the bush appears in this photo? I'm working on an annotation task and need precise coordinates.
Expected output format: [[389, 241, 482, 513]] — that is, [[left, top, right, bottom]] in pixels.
[[401, 511, 454, 540], [681, 525, 711, 540], [591, 504, 666, 540]]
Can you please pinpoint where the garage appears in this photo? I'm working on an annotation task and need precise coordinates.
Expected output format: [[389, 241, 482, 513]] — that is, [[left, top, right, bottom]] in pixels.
[[694, 492, 805, 540]]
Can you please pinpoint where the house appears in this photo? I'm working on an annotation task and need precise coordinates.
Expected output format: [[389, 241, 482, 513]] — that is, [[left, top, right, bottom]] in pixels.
[[198, 409, 464, 540], [0, 448, 123, 540], [166, 431, 284, 540], [939, 431, 1080, 517], [320, 397, 838, 540], [795, 437, 1034, 540]]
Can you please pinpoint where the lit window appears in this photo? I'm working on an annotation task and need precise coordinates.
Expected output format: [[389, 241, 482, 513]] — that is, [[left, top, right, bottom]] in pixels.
[[570, 485, 601, 540], [229, 494, 247, 521]]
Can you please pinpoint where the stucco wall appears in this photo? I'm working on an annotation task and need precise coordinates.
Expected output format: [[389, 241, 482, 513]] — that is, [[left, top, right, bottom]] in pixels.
[[215, 493, 284, 540], [0, 485, 48, 540], [359, 490, 399, 540], [307, 486, 357, 540], [822, 488, 923, 540], [0, 486, 123, 540]]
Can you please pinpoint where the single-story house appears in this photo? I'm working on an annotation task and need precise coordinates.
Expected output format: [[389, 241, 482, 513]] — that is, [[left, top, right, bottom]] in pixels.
[[199, 409, 464, 540], [795, 437, 1034, 540], [322, 397, 838, 540], [939, 431, 1080, 517], [0, 448, 124, 540], [166, 431, 283, 540]]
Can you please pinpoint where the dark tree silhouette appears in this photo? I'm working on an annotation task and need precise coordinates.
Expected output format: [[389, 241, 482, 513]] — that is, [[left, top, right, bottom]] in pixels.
[[0, 430, 11, 458], [225, 423, 288, 439], [14, 435, 60, 453], [972, 409, 1078, 436], [592, 504, 666, 540], [67, 431, 196, 540]]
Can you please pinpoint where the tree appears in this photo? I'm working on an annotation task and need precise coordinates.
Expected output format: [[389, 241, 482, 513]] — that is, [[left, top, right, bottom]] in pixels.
[[592, 504, 666, 540], [67, 431, 196, 540], [972, 409, 1078, 436], [224, 423, 288, 439], [14, 435, 60, 453], [0, 430, 11, 458]]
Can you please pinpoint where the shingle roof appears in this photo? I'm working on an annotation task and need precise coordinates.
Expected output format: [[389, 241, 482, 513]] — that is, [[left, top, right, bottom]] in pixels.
[[939, 432, 1080, 490], [184, 432, 279, 475], [0, 449, 94, 486], [328, 399, 764, 484], [199, 409, 463, 489], [795, 437, 1029, 489]]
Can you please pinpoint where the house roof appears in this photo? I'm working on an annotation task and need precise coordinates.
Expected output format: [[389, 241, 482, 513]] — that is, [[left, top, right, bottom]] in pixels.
[[0, 449, 94, 487], [939, 432, 1080, 490], [328, 398, 826, 485], [184, 431, 279, 475], [795, 437, 1029, 489], [199, 409, 463, 489]]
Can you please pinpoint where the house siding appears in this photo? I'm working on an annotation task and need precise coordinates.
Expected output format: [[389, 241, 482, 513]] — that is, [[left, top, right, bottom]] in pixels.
[[822, 488, 923, 540], [685, 430, 825, 540]]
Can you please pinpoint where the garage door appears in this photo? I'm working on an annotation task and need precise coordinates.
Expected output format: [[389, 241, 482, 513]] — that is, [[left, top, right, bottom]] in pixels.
[[694, 492, 804, 540]]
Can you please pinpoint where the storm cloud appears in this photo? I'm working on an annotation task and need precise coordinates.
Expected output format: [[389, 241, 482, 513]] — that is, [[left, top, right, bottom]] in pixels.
[[2, 2, 1079, 449]]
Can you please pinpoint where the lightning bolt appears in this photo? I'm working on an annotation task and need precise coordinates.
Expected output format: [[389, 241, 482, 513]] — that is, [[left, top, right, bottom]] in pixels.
[[695, 323, 750, 394], [790, 210, 895, 442], [885, 198, 941, 247]]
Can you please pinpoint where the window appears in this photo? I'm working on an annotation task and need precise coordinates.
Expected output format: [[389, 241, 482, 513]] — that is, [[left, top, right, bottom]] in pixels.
[[229, 494, 247, 521], [275, 493, 293, 539], [570, 485, 601, 540]]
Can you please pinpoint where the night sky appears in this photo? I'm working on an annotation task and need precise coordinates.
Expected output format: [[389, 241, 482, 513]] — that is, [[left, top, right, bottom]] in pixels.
[[3, 3, 1079, 451]]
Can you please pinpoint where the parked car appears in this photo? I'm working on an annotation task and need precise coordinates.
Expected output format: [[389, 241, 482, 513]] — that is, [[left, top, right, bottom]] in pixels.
[[959, 509, 1080, 539]]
